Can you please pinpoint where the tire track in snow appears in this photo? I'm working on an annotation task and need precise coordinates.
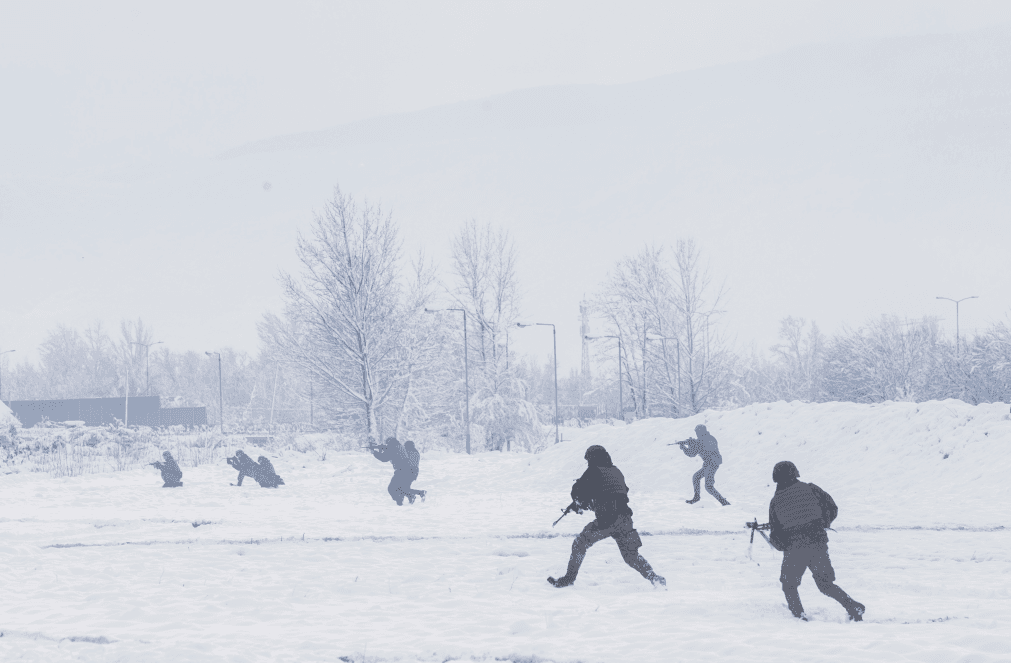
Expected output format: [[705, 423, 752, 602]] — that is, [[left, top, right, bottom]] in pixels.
[[39, 524, 1007, 549]]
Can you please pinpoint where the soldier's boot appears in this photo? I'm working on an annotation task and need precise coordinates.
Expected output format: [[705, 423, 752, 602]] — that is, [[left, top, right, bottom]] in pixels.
[[783, 583, 806, 619], [548, 540, 589, 588], [816, 579, 865, 621], [685, 496, 701, 504]]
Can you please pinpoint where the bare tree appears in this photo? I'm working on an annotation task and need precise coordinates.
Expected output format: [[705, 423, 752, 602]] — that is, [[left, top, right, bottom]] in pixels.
[[769, 317, 825, 402], [592, 240, 728, 418], [823, 315, 942, 403], [271, 186, 405, 440], [449, 221, 540, 450], [671, 238, 730, 415]]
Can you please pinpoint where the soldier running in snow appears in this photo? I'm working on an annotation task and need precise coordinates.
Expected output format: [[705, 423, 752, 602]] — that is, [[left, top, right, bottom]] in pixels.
[[547, 445, 666, 589], [226, 450, 259, 486], [150, 451, 183, 487], [370, 437, 414, 505], [678, 424, 730, 505], [766, 461, 865, 621]]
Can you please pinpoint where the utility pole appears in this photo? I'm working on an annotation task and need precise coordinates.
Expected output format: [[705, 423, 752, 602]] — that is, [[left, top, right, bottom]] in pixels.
[[130, 341, 163, 395], [205, 351, 223, 434], [936, 296, 978, 357], [517, 322, 559, 444], [585, 335, 622, 420]]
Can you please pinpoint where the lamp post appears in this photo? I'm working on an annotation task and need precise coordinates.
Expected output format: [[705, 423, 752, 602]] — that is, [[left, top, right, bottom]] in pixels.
[[0, 349, 14, 402], [130, 341, 163, 395], [646, 333, 680, 418], [426, 308, 471, 454], [517, 322, 559, 445], [936, 296, 978, 357], [205, 351, 223, 434], [585, 334, 623, 421]]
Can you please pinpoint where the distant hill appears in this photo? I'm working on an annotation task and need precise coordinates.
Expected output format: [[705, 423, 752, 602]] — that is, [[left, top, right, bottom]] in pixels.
[[2, 26, 1009, 369]]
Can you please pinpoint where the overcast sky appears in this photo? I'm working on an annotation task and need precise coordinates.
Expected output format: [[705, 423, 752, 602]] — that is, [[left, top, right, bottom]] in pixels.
[[2, 1, 1010, 372]]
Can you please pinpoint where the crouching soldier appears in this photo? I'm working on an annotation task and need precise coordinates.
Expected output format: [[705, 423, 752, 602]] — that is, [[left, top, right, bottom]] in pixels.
[[151, 451, 183, 487], [253, 456, 285, 488], [768, 461, 864, 621], [226, 450, 259, 486], [371, 437, 412, 505], [547, 445, 666, 589]]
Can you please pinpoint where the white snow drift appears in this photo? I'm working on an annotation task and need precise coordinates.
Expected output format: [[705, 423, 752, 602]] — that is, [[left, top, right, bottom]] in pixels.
[[0, 399, 1009, 662]]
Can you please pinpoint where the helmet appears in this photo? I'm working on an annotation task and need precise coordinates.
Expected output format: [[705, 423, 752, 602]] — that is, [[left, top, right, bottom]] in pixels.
[[584, 445, 613, 467], [772, 461, 800, 484], [695, 424, 708, 434]]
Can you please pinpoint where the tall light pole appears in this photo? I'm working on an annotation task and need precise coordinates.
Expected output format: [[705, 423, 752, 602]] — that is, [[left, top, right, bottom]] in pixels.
[[205, 351, 223, 434], [517, 322, 559, 445], [0, 349, 14, 402], [426, 308, 471, 454], [646, 334, 680, 418], [130, 341, 163, 395], [936, 296, 978, 357], [585, 334, 622, 421]]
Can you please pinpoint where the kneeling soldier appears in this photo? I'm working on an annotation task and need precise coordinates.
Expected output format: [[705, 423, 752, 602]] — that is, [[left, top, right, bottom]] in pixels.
[[151, 451, 183, 487], [548, 445, 665, 589], [768, 461, 865, 621], [226, 449, 259, 486], [254, 456, 285, 488]]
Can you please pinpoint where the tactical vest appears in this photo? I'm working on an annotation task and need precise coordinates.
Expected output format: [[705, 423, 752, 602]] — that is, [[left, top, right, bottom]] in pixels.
[[772, 481, 822, 530]]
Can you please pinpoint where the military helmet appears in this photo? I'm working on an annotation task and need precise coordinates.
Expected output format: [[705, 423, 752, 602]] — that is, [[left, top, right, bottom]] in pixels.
[[584, 445, 613, 466], [772, 461, 800, 484]]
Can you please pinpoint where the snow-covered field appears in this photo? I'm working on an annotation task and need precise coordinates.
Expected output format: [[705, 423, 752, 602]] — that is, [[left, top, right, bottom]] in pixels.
[[2, 400, 1010, 662]]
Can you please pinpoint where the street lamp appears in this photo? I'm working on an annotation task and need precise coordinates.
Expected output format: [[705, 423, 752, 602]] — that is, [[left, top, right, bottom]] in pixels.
[[426, 308, 471, 454], [0, 349, 14, 402], [646, 333, 680, 418], [585, 334, 623, 421], [936, 296, 978, 357], [205, 351, 224, 434], [130, 341, 163, 395], [517, 322, 559, 445]]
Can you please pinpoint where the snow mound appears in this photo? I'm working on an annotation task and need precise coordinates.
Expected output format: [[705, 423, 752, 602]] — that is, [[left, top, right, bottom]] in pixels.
[[515, 399, 1011, 529], [0, 399, 19, 430]]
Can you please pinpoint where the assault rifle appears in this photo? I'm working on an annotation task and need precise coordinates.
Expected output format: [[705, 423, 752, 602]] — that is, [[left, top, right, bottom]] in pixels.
[[552, 501, 584, 527], [746, 518, 776, 549], [667, 437, 697, 448]]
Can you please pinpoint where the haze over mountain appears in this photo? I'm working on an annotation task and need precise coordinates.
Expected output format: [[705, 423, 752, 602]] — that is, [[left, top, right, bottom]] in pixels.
[[2, 24, 1009, 372]]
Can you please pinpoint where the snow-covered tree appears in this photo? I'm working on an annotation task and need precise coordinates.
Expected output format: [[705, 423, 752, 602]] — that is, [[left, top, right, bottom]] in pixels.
[[271, 186, 406, 441]]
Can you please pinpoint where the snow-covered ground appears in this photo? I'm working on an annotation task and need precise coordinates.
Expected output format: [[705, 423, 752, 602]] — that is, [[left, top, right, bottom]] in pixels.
[[2, 400, 1010, 662]]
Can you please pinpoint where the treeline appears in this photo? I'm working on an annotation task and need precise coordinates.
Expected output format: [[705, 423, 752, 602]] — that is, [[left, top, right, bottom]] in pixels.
[[3, 186, 1009, 450]]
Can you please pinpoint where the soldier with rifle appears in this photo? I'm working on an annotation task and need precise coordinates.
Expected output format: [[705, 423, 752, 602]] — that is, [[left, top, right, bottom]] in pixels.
[[226, 449, 259, 486], [547, 445, 666, 589], [747, 461, 865, 622], [150, 451, 183, 487], [670, 424, 730, 505], [368, 436, 414, 506]]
